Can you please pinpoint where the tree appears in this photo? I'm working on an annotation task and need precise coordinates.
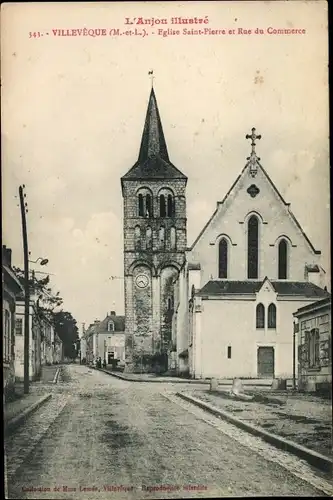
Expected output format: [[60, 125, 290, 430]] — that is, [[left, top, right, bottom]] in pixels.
[[53, 311, 80, 359], [13, 267, 63, 311]]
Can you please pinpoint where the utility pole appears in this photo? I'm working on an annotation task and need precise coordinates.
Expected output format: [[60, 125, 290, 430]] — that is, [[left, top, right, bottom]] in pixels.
[[19, 185, 30, 394]]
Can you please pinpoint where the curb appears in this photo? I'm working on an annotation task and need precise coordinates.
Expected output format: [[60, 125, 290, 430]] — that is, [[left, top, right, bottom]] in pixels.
[[176, 392, 333, 474], [97, 369, 275, 386], [52, 367, 61, 384], [5, 394, 53, 436]]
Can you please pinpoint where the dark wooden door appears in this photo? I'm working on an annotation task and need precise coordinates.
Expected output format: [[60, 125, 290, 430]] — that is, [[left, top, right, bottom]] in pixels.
[[257, 347, 275, 378]]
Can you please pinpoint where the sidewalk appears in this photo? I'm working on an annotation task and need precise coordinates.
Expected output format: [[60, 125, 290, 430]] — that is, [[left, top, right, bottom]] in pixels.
[[4, 365, 61, 427], [183, 386, 332, 459]]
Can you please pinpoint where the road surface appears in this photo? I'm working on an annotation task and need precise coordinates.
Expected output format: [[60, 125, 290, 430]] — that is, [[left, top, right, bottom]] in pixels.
[[6, 364, 332, 499]]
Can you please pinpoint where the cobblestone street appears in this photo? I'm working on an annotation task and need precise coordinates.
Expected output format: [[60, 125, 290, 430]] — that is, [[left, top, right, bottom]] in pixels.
[[6, 365, 333, 499]]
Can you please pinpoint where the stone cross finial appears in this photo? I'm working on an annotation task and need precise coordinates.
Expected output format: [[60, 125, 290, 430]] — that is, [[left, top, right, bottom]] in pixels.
[[246, 127, 261, 154]]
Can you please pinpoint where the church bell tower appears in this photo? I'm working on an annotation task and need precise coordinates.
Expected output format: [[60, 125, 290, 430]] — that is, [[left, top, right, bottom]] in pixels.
[[121, 87, 187, 373]]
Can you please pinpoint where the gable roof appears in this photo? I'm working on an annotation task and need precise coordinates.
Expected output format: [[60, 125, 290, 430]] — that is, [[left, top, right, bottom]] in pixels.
[[121, 88, 187, 182], [198, 280, 330, 298], [189, 155, 320, 255]]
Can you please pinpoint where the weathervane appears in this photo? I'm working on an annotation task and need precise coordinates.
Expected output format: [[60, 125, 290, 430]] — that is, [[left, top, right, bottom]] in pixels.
[[148, 69, 154, 88], [245, 127, 262, 178]]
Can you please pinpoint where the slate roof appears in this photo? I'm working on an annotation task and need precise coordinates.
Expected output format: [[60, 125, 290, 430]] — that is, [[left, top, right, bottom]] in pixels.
[[198, 280, 330, 298], [122, 88, 187, 181], [97, 314, 125, 332], [293, 295, 331, 316]]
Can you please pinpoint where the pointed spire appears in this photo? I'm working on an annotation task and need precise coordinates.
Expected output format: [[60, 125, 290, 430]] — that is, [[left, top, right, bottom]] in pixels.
[[121, 87, 187, 181], [138, 87, 169, 163]]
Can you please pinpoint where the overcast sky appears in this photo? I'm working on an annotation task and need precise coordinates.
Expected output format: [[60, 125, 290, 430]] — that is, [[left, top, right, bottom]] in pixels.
[[2, 2, 329, 330]]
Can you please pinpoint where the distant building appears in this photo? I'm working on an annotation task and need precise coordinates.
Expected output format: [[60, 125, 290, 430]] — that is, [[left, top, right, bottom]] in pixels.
[[84, 312, 125, 366], [294, 296, 331, 393], [2, 245, 24, 397]]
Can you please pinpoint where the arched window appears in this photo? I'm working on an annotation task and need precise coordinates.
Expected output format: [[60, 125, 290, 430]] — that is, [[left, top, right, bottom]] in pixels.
[[159, 226, 165, 248], [134, 226, 141, 250], [146, 194, 152, 218], [138, 194, 144, 217], [268, 303, 276, 329], [256, 303, 265, 329], [167, 194, 174, 217], [170, 227, 176, 250], [248, 215, 259, 279], [278, 239, 288, 279], [146, 226, 152, 249], [160, 195, 166, 217], [218, 238, 228, 278]]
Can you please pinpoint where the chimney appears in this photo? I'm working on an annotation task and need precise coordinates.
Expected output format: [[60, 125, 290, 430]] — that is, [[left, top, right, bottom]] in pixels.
[[2, 245, 12, 267], [110, 311, 116, 316]]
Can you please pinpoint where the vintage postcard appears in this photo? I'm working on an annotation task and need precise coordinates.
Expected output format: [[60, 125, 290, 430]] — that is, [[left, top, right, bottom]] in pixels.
[[2, 1, 331, 499]]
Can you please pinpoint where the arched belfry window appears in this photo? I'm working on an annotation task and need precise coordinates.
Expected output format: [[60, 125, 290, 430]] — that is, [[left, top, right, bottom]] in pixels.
[[160, 195, 166, 217], [248, 215, 259, 279], [268, 303, 276, 329], [138, 194, 144, 217], [159, 188, 175, 217], [137, 188, 153, 218], [170, 227, 176, 250], [278, 239, 288, 279], [218, 238, 228, 278], [256, 303, 265, 329], [167, 195, 174, 217]]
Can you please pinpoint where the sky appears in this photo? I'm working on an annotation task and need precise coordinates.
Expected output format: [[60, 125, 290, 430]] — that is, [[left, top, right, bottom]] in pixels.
[[2, 1, 329, 330]]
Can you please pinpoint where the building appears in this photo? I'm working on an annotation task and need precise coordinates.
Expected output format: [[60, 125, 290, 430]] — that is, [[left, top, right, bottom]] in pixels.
[[84, 312, 125, 366], [15, 299, 43, 381], [120, 90, 329, 378], [175, 128, 329, 380], [294, 296, 331, 393], [121, 87, 187, 373], [2, 245, 24, 397], [53, 332, 63, 364]]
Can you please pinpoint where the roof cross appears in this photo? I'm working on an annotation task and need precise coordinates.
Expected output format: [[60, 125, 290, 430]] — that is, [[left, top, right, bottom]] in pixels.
[[246, 127, 261, 154]]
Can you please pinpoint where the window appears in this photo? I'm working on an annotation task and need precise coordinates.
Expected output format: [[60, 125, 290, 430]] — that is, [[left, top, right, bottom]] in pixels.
[[159, 195, 166, 217], [108, 321, 114, 332], [159, 226, 165, 248], [218, 238, 228, 278], [170, 227, 176, 250], [268, 303, 276, 329], [278, 239, 288, 279], [227, 346, 232, 359], [309, 328, 320, 368], [4, 310, 10, 362], [146, 194, 152, 218], [167, 194, 174, 217], [15, 317, 23, 335], [138, 194, 144, 217], [248, 215, 259, 278], [256, 303, 265, 329], [146, 226, 152, 249], [134, 226, 141, 250], [167, 296, 174, 311]]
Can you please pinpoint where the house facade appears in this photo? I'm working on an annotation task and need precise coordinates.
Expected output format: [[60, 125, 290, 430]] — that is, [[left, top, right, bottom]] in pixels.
[[294, 296, 331, 393], [84, 312, 125, 365], [2, 246, 24, 396]]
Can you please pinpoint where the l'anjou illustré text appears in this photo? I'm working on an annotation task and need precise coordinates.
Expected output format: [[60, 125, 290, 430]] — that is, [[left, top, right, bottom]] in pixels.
[[124, 16, 210, 27]]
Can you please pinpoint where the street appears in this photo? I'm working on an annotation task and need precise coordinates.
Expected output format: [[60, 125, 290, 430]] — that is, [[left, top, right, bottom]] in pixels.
[[6, 365, 332, 499]]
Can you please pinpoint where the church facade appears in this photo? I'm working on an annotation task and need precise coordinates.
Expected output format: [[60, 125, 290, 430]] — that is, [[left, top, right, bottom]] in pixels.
[[121, 89, 329, 377]]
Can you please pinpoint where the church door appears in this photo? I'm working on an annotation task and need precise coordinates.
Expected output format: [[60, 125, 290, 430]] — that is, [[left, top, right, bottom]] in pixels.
[[257, 347, 274, 378]]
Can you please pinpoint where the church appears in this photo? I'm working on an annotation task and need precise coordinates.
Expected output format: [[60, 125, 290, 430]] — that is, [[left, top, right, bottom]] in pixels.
[[121, 87, 329, 377]]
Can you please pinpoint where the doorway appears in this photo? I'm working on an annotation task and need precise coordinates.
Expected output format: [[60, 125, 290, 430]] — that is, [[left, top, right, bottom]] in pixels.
[[257, 346, 274, 378]]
